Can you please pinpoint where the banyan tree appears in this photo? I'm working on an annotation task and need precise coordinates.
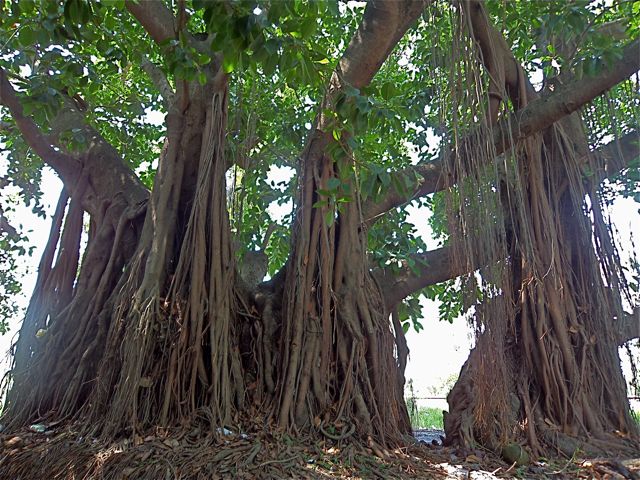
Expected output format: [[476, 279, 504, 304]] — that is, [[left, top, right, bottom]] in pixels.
[[0, 0, 638, 476]]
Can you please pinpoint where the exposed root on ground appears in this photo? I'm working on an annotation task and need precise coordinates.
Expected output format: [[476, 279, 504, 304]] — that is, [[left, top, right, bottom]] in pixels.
[[0, 419, 444, 480], [2, 420, 639, 479]]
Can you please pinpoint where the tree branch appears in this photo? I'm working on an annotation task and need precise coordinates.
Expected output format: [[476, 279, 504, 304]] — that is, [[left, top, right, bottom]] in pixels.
[[380, 256, 638, 344], [125, 0, 176, 46], [593, 130, 639, 181], [364, 38, 640, 222], [339, 0, 427, 89], [290, 0, 428, 204], [141, 56, 175, 106], [0, 67, 80, 183], [378, 132, 639, 308], [0, 212, 18, 239], [267, 2, 429, 288], [1, 68, 148, 225], [463, 0, 537, 114], [374, 246, 459, 310]]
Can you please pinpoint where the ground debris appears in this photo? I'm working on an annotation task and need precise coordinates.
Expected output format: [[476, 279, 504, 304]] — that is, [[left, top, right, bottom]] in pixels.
[[0, 422, 638, 479], [581, 458, 640, 480]]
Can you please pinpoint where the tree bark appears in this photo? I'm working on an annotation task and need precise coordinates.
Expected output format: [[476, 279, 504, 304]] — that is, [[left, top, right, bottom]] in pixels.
[[1, 0, 637, 461], [270, 0, 426, 444], [442, 1, 640, 457]]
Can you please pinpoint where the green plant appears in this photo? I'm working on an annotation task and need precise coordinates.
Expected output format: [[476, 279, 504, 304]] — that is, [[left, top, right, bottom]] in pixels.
[[407, 406, 445, 430]]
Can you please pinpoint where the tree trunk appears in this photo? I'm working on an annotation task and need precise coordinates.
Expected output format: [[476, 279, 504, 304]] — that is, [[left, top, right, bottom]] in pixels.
[[441, 3, 639, 457], [3, 74, 246, 433], [444, 114, 640, 457], [270, 130, 410, 445], [2, 69, 411, 449]]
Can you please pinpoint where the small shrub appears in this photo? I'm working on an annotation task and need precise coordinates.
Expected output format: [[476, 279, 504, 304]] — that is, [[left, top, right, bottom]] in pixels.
[[408, 405, 444, 430]]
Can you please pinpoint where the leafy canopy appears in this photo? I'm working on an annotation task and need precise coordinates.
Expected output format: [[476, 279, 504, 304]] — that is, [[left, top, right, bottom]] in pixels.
[[1, 0, 639, 332]]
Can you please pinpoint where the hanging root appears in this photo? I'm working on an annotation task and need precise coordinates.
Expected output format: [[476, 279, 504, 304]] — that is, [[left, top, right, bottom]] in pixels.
[[274, 136, 410, 446], [441, 1, 639, 457], [3, 185, 149, 428], [319, 422, 356, 441], [2, 81, 244, 440], [87, 83, 242, 436]]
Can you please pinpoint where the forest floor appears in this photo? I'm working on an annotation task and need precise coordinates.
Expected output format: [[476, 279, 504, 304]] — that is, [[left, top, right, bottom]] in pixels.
[[0, 422, 638, 479]]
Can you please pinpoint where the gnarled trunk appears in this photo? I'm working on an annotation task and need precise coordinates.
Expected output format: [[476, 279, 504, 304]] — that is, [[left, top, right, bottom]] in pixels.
[[271, 131, 410, 444], [3, 76, 246, 436], [441, 3, 639, 457], [3, 72, 411, 451], [444, 117, 639, 457]]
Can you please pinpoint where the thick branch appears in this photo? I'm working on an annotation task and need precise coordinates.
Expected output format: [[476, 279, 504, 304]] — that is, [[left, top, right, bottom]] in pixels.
[[375, 246, 460, 310], [314, 1, 426, 135], [0, 68, 80, 183], [125, 0, 176, 46], [339, 0, 426, 89], [493, 38, 639, 145], [379, 133, 639, 307], [292, 0, 428, 204], [364, 38, 640, 222], [381, 252, 638, 344], [1, 68, 148, 223], [463, 0, 537, 112], [269, 4, 428, 298], [594, 130, 639, 181], [0, 213, 18, 238]]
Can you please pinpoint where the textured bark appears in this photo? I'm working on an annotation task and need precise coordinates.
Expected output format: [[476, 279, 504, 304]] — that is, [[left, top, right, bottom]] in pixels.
[[442, 1, 640, 457], [269, 0, 427, 443], [378, 131, 640, 311], [1, 0, 637, 463]]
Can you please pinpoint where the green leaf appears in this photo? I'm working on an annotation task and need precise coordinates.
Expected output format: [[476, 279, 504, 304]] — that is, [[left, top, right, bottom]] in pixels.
[[326, 177, 340, 191], [18, 26, 37, 46], [324, 210, 334, 227], [391, 173, 409, 198], [263, 54, 278, 76], [380, 81, 396, 100], [300, 17, 317, 39], [343, 84, 360, 97], [223, 55, 236, 74], [378, 171, 390, 188]]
